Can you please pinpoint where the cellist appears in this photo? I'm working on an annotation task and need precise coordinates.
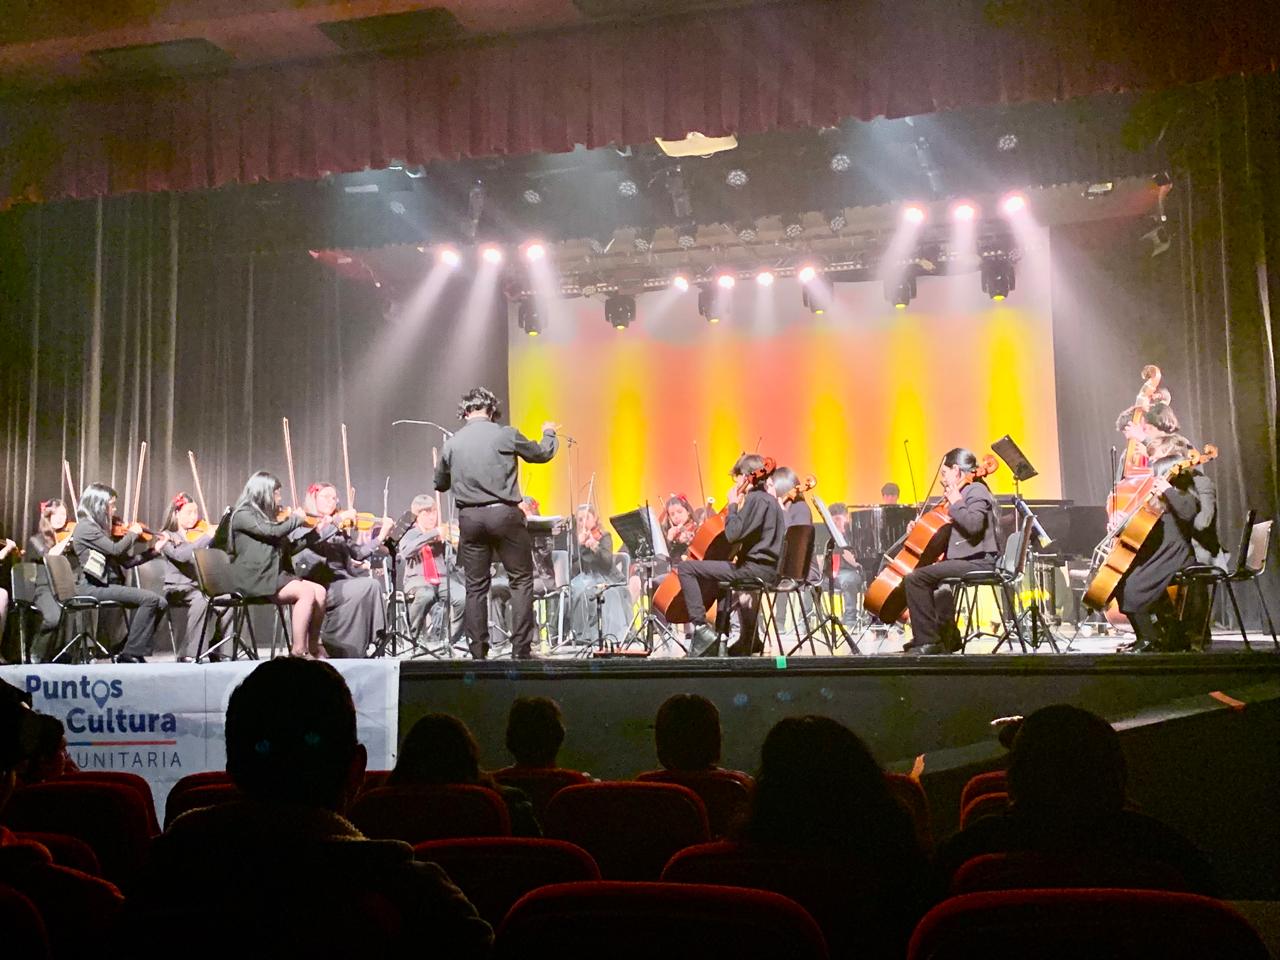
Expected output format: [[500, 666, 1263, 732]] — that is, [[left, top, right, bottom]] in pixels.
[[902, 449, 1000, 655]]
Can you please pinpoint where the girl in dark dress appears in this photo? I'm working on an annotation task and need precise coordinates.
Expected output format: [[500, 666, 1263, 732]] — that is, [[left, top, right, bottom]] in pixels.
[[569, 506, 631, 643], [156, 493, 232, 661], [227, 471, 326, 658]]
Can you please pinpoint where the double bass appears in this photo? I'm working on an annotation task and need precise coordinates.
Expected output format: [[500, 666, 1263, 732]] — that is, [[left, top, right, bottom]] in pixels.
[[863, 454, 999, 624], [1108, 365, 1165, 521], [652, 456, 776, 623]]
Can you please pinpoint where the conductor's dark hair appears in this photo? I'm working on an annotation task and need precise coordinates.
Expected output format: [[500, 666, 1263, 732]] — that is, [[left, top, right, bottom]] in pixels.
[[76, 483, 115, 530], [225, 659, 359, 810], [656, 694, 722, 770], [237, 471, 282, 519], [1140, 402, 1180, 434], [505, 697, 566, 767], [880, 482, 901, 497], [942, 448, 980, 473], [458, 387, 502, 422]]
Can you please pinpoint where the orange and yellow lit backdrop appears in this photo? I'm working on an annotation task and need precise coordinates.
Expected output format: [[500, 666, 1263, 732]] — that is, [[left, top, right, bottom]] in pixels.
[[510, 243, 1060, 520]]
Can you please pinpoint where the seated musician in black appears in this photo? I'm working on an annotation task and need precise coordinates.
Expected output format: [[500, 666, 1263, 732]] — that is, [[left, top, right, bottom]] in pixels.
[[674, 454, 785, 657], [902, 448, 999, 655]]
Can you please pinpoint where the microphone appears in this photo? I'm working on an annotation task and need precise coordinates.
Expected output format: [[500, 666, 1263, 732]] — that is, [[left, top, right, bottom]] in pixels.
[[393, 419, 455, 437]]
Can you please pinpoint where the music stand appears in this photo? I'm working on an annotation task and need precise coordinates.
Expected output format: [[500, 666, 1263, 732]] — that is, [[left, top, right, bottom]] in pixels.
[[992, 434, 1038, 495], [787, 495, 861, 656], [610, 505, 684, 656], [377, 510, 449, 659]]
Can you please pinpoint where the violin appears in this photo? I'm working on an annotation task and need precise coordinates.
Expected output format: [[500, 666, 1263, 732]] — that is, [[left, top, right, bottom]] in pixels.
[[339, 511, 393, 534], [183, 519, 213, 543], [54, 523, 76, 544], [111, 517, 157, 542], [863, 454, 999, 623], [653, 456, 776, 623], [278, 509, 324, 528]]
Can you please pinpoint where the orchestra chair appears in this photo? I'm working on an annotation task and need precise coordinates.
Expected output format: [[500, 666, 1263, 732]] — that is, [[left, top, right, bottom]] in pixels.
[[543, 781, 709, 881], [906, 889, 1268, 960], [66, 771, 160, 835], [0, 884, 51, 960], [2, 780, 154, 888], [950, 851, 1191, 896], [348, 784, 512, 844], [938, 519, 1033, 654], [959, 770, 1009, 814], [885, 772, 934, 851], [10, 562, 44, 663], [191, 547, 292, 661], [12, 832, 103, 878], [634, 769, 754, 839], [495, 881, 829, 960], [413, 837, 600, 928], [1172, 511, 1277, 651], [131, 558, 180, 657], [43, 554, 121, 663], [534, 549, 571, 649], [493, 767, 592, 822], [959, 791, 1010, 830], [758, 525, 821, 655], [163, 782, 243, 829]]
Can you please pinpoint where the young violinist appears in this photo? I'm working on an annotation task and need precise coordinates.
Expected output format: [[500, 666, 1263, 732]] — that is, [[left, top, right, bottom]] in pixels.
[[68, 483, 167, 663], [826, 504, 866, 629], [673, 454, 785, 657], [20, 499, 72, 658], [769, 466, 820, 630], [29, 499, 75, 560], [398, 495, 465, 646], [1117, 402, 1180, 469], [661, 495, 699, 560], [156, 492, 231, 661], [227, 471, 326, 659], [569, 505, 631, 643], [0, 536, 16, 658], [289, 482, 391, 658], [902, 449, 1000, 655]]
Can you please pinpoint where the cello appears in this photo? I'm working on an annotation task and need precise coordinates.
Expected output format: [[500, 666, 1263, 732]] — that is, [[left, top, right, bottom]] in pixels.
[[652, 456, 776, 623], [863, 454, 999, 624]]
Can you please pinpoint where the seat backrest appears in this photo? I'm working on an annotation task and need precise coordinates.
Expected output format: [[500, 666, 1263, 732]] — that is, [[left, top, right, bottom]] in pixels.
[[495, 881, 829, 960], [193, 547, 236, 598], [543, 781, 710, 880], [362, 770, 392, 793], [950, 851, 1191, 896], [959, 791, 1009, 830], [348, 784, 512, 844], [167, 770, 233, 807], [2, 781, 153, 887], [1244, 520, 1272, 576], [163, 783, 243, 829], [132, 557, 167, 596], [1231, 508, 1258, 574], [13, 831, 103, 878], [959, 769, 1008, 812], [413, 837, 600, 928], [0, 884, 51, 960], [493, 767, 592, 821], [43, 554, 79, 603], [552, 550, 570, 589], [885, 773, 933, 851], [997, 523, 1027, 579], [10, 562, 42, 605], [779, 524, 816, 581], [634, 769, 753, 839], [906, 889, 1268, 960], [66, 771, 160, 835]]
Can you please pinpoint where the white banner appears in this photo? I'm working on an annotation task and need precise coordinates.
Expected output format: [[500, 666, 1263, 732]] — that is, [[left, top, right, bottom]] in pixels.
[[0, 660, 400, 824]]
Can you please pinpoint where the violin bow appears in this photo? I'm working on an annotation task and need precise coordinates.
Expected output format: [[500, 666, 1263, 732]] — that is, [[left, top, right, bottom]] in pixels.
[[61, 459, 78, 509], [340, 422, 355, 511], [694, 441, 708, 510], [282, 417, 299, 508], [187, 450, 210, 522], [130, 441, 148, 524]]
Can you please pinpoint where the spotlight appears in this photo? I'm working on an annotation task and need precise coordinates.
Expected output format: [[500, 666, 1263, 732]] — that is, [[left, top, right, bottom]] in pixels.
[[735, 220, 758, 244], [416, 245, 426, 253], [480, 244, 504, 265], [518, 298, 542, 336], [588, 232, 615, 255], [605, 294, 636, 330], [981, 257, 1015, 300], [618, 179, 639, 198], [438, 246, 461, 267], [522, 188, 543, 205], [997, 133, 1019, 152], [672, 274, 690, 292], [1000, 193, 1027, 216], [697, 285, 721, 323], [716, 273, 736, 290], [523, 241, 546, 262], [632, 227, 656, 253], [389, 200, 406, 215], [782, 214, 805, 240], [903, 204, 927, 225], [885, 275, 917, 309], [827, 209, 848, 233], [797, 264, 818, 284], [756, 270, 775, 287], [801, 287, 824, 316], [952, 202, 977, 222], [725, 168, 749, 188], [829, 153, 852, 172], [676, 222, 698, 250]]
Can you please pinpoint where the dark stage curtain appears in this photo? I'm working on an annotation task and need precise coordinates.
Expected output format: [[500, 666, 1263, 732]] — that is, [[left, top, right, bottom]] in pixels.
[[1, 0, 1277, 209], [0, 195, 507, 542], [1052, 74, 1280, 625]]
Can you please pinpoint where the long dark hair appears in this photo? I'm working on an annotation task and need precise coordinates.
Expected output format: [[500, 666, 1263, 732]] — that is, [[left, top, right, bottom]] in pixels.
[[160, 492, 200, 533], [388, 713, 497, 790], [76, 483, 115, 530], [237, 471, 281, 519], [942, 448, 980, 473], [37, 498, 67, 547]]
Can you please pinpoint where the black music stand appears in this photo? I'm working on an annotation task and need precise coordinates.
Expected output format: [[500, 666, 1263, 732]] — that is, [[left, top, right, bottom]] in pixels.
[[787, 495, 861, 656], [610, 505, 685, 656], [992, 434, 1038, 496]]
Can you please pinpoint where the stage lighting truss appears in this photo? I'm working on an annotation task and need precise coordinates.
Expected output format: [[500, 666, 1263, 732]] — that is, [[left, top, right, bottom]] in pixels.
[[605, 294, 636, 330], [518, 298, 542, 336]]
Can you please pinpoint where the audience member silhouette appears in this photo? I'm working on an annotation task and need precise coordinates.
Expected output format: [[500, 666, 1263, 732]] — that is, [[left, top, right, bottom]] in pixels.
[[390, 712, 542, 836], [15, 713, 78, 785], [0, 682, 124, 959], [125, 659, 492, 958], [936, 704, 1214, 892], [504, 696, 568, 769], [654, 693, 747, 776]]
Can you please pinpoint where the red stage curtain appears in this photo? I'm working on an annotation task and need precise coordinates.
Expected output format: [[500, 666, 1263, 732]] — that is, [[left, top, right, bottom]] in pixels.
[[1, 0, 1276, 208]]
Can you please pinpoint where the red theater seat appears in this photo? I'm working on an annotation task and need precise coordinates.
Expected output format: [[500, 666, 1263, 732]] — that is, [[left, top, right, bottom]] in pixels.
[[950, 851, 1191, 895], [163, 783, 243, 828], [0, 884, 51, 960], [166, 770, 232, 807], [495, 881, 829, 960], [634, 769, 753, 838], [414, 837, 600, 927], [348, 784, 512, 844], [886, 773, 934, 851], [2, 781, 151, 888], [959, 769, 1008, 813], [543, 781, 709, 880], [907, 889, 1268, 959], [361, 769, 391, 792], [959, 791, 1009, 829], [66, 771, 160, 835], [14, 832, 103, 878], [493, 767, 592, 821]]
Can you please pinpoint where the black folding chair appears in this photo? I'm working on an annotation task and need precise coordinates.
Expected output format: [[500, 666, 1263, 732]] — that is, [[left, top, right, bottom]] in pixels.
[[1173, 511, 1278, 651], [192, 547, 293, 661], [44, 554, 118, 663]]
